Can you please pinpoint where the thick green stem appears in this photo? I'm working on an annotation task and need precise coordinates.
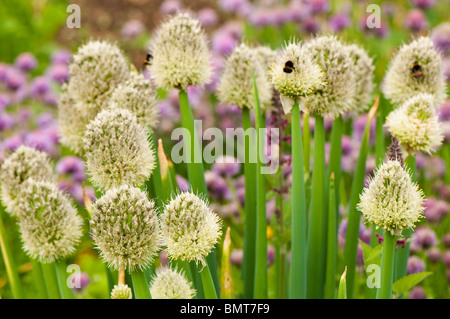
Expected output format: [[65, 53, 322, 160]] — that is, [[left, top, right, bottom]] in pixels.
[[242, 107, 257, 299], [303, 112, 310, 175], [306, 115, 326, 299], [324, 174, 337, 299], [54, 260, 73, 299], [377, 232, 397, 299], [131, 270, 151, 299], [146, 132, 164, 208], [372, 108, 385, 247], [0, 209, 24, 299], [289, 102, 307, 299], [328, 116, 343, 225], [200, 263, 218, 299], [178, 90, 219, 298], [41, 262, 61, 299], [31, 259, 48, 299], [251, 72, 267, 299]]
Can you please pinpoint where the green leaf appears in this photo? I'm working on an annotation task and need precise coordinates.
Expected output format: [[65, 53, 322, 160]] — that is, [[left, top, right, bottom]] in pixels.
[[392, 272, 433, 295]]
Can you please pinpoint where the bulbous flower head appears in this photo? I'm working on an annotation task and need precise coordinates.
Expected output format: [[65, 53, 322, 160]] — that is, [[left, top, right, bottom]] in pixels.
[[83, 108, 155, 189], [0, 145, 55, 216], [110, 70, 159, 129], [385, 93, 444, 155], [358, 160, 425, 236], [111, 283, 132, 299], [15, 180, 83, 263], [68, 40, 130, 115], [150, 267, 196, 299], [253, 45, 278, 71], [383, 37, 446, 106], [343, 44, 375, 113], [160, 192, 222, 266], [90, 185, 160, 271], [57, 88, 91, 155], [217, 43, 273, 110], [269, 41, 325, 114], [150, 13, 212, 90], [302, 35, 356, 118]]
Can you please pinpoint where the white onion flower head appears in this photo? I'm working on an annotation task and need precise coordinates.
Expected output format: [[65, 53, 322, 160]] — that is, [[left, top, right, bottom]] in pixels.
[[150, 13, 212, 90], [254, 45, 278, 71], [150, 267, 196, 299], [90, 185, 160, 271], [385, 93, 444, 155], [110, 70, 159, 129], [15, 180, 83, 263], [358, 160, 425, 236], [111, 283, 132, 299], [217, 43, 273, 110], [160, 192, 222, 266], [0, 146, 55, 216], [302, 35, 356, 118], [269, 41, 325, 114], [343, 44, 375, 113], [83, 108, 155, 189], [383, 37, 446, 106]]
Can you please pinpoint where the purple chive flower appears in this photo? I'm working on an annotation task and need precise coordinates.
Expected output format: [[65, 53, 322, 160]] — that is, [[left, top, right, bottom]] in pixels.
[[442, 233, 450, 247], [329, 13, 351, 33], [121, 19, 145, 39], [4, 134, 23, 151], [36, 112, 55, 128], [212, 30, 238, 54], [213, 155, 241, 177], [411, 0, 436, 10], [230, 249, 243, 265], [0, 93, 10, 110], [15, 53, 37, 72], [176, 174, 190, 192], [424, 156, 446, 180], [56, 156, 86, 182], [353, 114, 375, 145], [431, 23, 450, 56], [197, 8, 218, 27], [72, 272, 90, 292], [0, 63, 9, 82], [219, 0, 248, 13], [47, 64, 70, 84], [426, 247, 441, 263], [17, 107, 32, 124], [359, 15, 389, 38], [302, 17, 320, 34], [405, 9, 428, 32], [43, 91, 58, 107], [443, 250, 450, 267], [409, 286, 426, 299], [407, 256, 426, 274], [267, 245, 275, 265], [423, 197, 449, 222], [5, 68, 26, 91], [412, 226, 439, 250], [25, 130, 55, 154], [341, 136, 353, 156], [307, 0, 329, 14], [30, 76, 51, 97], [438, 100, 450, 121], [159, 0, 182, 14], [51, 49, 72, 65], [286, 0, 309, 22], [205, 171, 232, 201], [0, 112, 15, 131], [159, 250, 169, 266]]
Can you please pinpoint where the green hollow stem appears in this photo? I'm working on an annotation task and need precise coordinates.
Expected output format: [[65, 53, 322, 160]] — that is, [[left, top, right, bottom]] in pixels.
[[289, 102, 307, 299], [31, 259, 48, 299], [377, 232, 397, 299], [147, 132, 164, 209], [0, 209, 24, 299], [131, 270, 151, 299], [251, 71, 267, 299], [242, 107, 257, 299], [200, 263, 218, 299], [306, 115, 326, 299], [54, 260, 73, 299], [303, 112, 310, 175], [178, 89, 219, 298], [328, 116, 343, 225], [324, 174, 337, 299], [41, 262, 61, 299], [394, 155, 416, 284]]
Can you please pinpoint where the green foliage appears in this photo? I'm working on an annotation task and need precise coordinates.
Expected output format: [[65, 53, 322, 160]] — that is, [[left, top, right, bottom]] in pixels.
[[392, 272, 433, 296]]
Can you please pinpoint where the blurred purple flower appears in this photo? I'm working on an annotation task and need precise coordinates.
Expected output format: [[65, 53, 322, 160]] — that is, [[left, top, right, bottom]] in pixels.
[[25, 129, 55, 154], [47, 64, 70, 84], [176, 174, 190, 192], [444, 250, 450, 267], [407, 256, 426, 274], [205, 171, 232, 201], [286, 0, 309, 22], [442, 233, 450, 247], [230, 248, 243, 265], [409, 286, 426, 299], [426, 247, 441, 263], [43, 91, 58, 107], [36, 112, 55, 128], [15, 53, 37, 72], [212, 30, 238, 54], [213, 155, 241, 177], [438, 100, 450, 121], [5, 68, 26, 91], [0, 93, 10, 110], [160, 0, 182, 14], [411, 0, 436, 9], [431, 23, 450, 56], [4, 134, 23, 151], [56, 156, 86, 182], [121, 20, 145, 38], [424, 156, 446, 180], [302, 17, 320, 34], [267, 245, 275, 265], [329, 13, 351, 33], [405, 9, 428, 32], [72, 272, 90, 292], [197, 8, 218, 27], [306, 0, 329, 15], [219, 0, 248, 13], [412, 226, 438, 249], [0, 112, 15, 131], [51, 49, 72, 65], [30, 76, 51, 97]]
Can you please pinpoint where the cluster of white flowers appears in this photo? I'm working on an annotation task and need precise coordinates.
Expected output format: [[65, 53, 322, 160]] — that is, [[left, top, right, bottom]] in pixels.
[[150, 267, 196, 299]]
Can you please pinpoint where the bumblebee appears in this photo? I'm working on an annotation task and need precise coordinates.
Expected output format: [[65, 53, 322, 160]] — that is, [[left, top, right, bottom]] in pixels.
[[143, 53, 153, 68], [283, 60, 295, 74], [411, 61, 423, 80]]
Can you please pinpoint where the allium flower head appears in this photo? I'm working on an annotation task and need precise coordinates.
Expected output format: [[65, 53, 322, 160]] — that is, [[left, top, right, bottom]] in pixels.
[[83, 108, 155, 189], [383, 37, 446, 106], [343, 44, 375, 113], [90, 185, 160, 271], [68, 40, 130, 115], [358, 159, 425, 236], [0, 145, 55, 215], [253, 45, 278, 71], [58, 89, 91, 154], [385, 93, 444, 155], [150, 267, 196, 299], [302, 35, 356, 118], [111, 283, 132, 299], [217, 43, 273, 110], [110, 70, 159, 129], [150, 13, 212, 90], [160, 192, 222, 266], [15, 180, 83, 262], [269, 41, 324, 114]]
